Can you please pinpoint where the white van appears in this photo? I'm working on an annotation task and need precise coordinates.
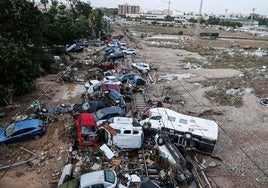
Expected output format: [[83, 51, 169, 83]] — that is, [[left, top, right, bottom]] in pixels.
[[98, 117, 144, 149], [58, 170, 117, 188]]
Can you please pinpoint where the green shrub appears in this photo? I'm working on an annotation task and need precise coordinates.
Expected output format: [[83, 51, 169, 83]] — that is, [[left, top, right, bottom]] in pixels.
[[178, 30, 183, 35]]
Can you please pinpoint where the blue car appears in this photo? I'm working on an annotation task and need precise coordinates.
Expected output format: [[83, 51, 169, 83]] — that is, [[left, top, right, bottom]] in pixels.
[[0, 119, 46, 144]]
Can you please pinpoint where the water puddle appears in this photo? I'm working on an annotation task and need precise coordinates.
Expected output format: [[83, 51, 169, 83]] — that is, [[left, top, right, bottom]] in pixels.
[[158, 73, 194, 81], [226, 87, 254, 95], [53, 84, 85, 102], [62, 84, 85, 99]]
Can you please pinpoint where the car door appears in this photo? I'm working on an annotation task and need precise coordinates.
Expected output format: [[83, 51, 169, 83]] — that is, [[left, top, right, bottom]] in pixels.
[[22, 127, 36, 139], [8, 129, 25, 143], [149, 116, 163, 129], [113, 129, 141, 149], [8, 128, 34, 143], [98, 128, 113, 146]]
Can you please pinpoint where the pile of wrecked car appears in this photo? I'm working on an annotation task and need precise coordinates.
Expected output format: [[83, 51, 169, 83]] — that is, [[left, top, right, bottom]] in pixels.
[[54, 36, 220, 188], [0, 34, 220, 188]]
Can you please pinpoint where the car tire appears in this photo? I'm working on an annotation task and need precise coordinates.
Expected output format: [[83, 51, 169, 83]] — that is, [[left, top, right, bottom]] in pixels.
[[34, 135, 41, 140], [157, 136, 165, 146], [143, 122, 151, 130]]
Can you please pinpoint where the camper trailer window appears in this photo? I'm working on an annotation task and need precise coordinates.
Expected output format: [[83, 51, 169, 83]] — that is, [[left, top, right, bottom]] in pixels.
[[167, 116, 176, 122], [179, 118, 187, 124]]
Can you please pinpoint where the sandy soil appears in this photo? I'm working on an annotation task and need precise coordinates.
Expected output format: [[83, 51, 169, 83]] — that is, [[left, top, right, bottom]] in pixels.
[[0, 24, 268, 188]]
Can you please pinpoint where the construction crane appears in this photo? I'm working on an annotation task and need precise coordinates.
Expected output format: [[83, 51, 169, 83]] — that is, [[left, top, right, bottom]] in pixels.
[[162, 0, 172, 16]]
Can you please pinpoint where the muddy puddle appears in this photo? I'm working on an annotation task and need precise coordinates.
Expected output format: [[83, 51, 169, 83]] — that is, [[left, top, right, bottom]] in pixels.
[[53, 83, 85, 102]]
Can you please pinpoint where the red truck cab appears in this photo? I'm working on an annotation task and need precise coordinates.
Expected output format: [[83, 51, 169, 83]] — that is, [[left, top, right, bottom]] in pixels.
[[76, 113, 98, 147]]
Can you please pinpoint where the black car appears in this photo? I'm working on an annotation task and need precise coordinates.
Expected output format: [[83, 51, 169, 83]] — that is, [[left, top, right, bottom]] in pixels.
[[94, 106, 125, 122], [72, 101, 107, 118]]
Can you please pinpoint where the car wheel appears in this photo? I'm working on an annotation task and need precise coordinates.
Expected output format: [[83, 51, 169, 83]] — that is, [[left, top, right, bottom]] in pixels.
[[143, 122, 151, 130], [34, 135, 41, 140], [157, 136, 165, 146]]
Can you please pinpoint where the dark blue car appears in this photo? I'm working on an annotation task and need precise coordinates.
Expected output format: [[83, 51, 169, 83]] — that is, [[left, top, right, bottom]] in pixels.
[[0, 119, 46, 144], [119, 73, 136, 83], [105, 89, 126, 111]]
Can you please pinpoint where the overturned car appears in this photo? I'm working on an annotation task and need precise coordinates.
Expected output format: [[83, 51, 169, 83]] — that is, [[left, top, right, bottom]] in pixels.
[[155, 133, 194, 184], [140, 107, 218, 155]]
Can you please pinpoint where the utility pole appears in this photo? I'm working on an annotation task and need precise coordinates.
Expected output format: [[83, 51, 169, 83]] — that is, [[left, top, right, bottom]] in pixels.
[[163, 0, 172, 16], [195, 0, 203, 37], [250, 8, 255, 26]]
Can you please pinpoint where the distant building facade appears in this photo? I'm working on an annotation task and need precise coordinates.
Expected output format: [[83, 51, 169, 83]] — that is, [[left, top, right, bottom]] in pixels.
[[222, 18, 259, 26], [118, 3, 140, 16]]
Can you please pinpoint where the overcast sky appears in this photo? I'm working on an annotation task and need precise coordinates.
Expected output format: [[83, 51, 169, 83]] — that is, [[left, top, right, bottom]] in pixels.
[[87, 0, 268, 15]]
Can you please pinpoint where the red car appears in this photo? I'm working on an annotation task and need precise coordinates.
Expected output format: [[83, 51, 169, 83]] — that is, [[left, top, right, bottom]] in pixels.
[[112, 34, 124, 39], [76, 113, 98, 147], [104, 38, 113, 45], [98, 61, 118, 70], [100, 83, 121, 93]]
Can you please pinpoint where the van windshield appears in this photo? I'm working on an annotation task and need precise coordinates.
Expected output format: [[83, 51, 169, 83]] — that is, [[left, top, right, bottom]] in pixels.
[[104, 171, 115, 184]]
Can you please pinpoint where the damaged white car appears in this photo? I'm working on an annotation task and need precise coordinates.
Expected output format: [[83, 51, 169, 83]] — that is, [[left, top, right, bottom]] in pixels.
[[154, 133, 194, 184], [140, 107, 218, 154], [97, 117, 144, 149]]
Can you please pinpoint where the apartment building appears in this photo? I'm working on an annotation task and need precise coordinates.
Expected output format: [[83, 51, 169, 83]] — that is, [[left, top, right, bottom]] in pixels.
[[118, 3, 140, 16]]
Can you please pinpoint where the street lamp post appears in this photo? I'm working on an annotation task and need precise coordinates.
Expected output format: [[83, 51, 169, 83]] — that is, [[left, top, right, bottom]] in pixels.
[[250, 8, 255, 26]]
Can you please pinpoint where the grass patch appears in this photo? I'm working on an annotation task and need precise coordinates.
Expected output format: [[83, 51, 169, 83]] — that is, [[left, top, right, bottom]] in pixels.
[[205, 89, 243, 107]]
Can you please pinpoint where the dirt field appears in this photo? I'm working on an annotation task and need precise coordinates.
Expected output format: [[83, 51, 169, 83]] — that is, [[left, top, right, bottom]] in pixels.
[[128, 23, 268, 187], [0, 22, 268, 188]]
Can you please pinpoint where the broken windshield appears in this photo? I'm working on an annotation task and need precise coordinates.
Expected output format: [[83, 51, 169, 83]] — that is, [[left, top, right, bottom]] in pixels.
[[5, 123, 15, 137]]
